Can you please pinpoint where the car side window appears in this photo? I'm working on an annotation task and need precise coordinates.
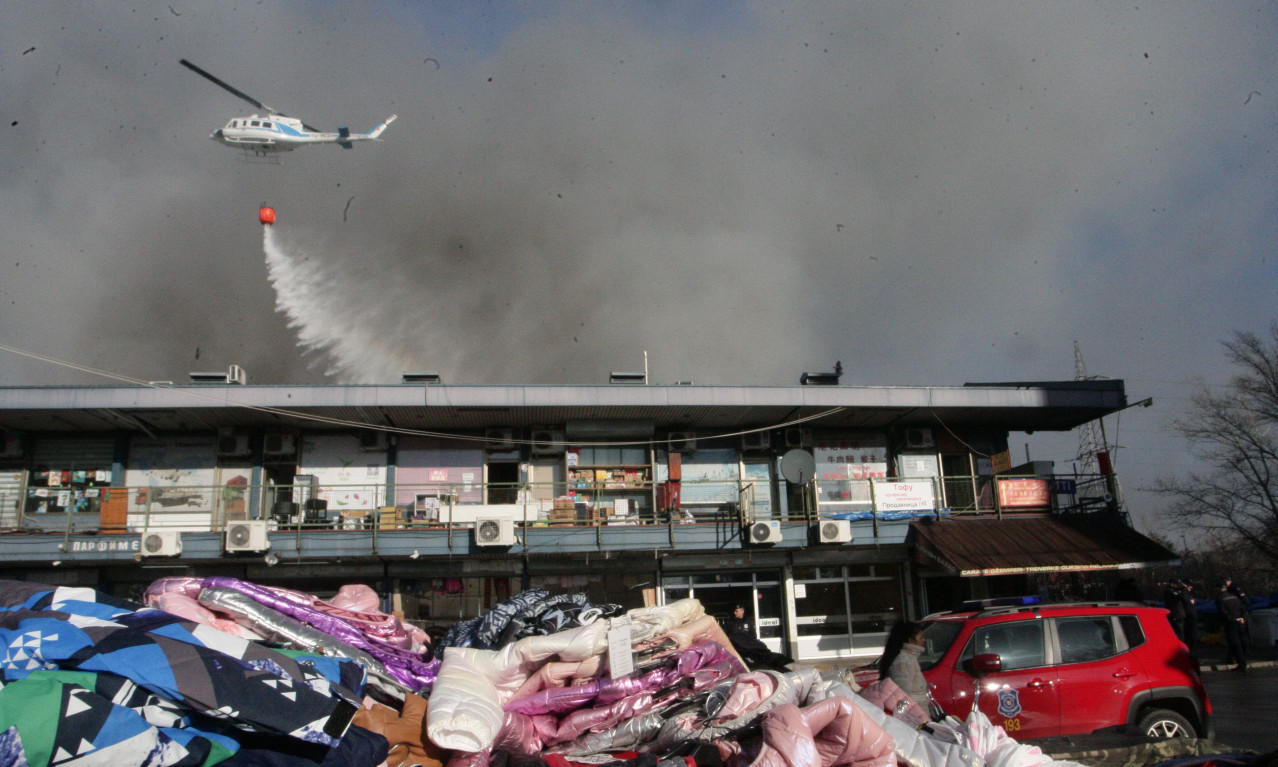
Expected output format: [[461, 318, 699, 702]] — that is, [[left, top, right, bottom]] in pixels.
[[1118, 615, 1145, 649], [1056, 616, 1119, 664], [961, 620, 1045, 671]]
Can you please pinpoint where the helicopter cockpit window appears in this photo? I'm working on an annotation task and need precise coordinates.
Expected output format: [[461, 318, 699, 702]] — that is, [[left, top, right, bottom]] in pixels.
[[262, 121, 272, 129], [251, 120, 261, 127]]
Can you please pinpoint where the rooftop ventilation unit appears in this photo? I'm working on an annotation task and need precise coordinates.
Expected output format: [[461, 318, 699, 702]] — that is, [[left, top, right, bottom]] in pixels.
[[402, 372, 442, 384], [190, 365, 247, 385], [140, 530, 182, 557], [475, 517, 516, 547], [745, 520, 782, 544], [609, 371, 647, 384], [800, 361, 843, 386], [225, 520, 270, 552], [815, 519, 853, 544]]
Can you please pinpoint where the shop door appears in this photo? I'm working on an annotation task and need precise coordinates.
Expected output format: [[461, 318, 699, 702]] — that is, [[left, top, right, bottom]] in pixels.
[[661, 571, 788, 656]]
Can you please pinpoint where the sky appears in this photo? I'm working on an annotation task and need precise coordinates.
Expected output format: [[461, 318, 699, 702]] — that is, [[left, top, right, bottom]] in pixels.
[[1, 1, 1276, 538]]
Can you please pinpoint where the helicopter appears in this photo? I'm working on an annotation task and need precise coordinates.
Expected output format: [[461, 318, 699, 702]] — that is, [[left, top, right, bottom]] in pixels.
[[180, 59, 396, 156]]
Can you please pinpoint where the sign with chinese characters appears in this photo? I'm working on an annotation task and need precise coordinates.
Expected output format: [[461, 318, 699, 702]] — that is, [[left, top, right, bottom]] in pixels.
[[996, 478, 1051, 508], [814, 438, 887, 481]]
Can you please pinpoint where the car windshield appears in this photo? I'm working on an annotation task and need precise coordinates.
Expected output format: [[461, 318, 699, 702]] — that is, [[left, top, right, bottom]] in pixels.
[[919, 620, 963, 671]]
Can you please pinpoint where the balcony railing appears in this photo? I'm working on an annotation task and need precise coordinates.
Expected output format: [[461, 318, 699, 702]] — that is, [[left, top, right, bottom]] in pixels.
[[4, 472, 1115, 536]]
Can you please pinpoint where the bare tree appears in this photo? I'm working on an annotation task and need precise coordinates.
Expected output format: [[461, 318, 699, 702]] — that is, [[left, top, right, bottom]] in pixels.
[[1155, 325, 1278, 566]]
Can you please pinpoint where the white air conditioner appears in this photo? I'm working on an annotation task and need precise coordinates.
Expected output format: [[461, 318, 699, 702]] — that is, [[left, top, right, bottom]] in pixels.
[[816, 519, 853, 544], [226, 364, 247, 385], [668, 431, 697, 452], [140, 530, 182, 557], [739, 432, 771, 452], [784, 428, 811, 449], [531, 430, 565, 453], [485, 428, 516, 449], [475, 517, 516, 547], [263, 434, 296, 456], [225, 520, 270, 552], [217, 434, 251, 457], [359, 431, 389, 451], [745, 520, 782, 544], [903, 428, 935, 449]]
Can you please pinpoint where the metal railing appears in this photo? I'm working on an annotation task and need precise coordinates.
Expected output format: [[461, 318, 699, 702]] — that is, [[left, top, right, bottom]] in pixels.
[[7, 472, 1116, 535]]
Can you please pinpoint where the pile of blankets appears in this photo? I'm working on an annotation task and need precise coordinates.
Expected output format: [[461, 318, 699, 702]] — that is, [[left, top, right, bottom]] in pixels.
[[0, 578, 1074, 767]]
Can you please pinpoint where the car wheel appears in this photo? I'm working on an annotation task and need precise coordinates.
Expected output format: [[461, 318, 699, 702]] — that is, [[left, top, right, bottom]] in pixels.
[[1138, 708, 1195, 739]]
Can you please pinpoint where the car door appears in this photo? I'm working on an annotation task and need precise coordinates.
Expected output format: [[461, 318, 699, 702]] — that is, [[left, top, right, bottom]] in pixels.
[[949, 618, 1060, 739], [1052, 615, 1149, 736]]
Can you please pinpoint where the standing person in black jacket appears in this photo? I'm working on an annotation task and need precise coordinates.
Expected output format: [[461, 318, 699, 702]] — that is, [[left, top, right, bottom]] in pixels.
[[1216, 582, 1249, 671], [721, 604, 793, 672], [1164, 580, 1187, 641], [1179, 581, 1198, 654]]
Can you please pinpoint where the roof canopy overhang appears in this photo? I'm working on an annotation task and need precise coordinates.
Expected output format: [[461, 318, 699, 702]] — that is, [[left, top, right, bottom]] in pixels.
[[0, 380, 1127, 436], [910, 514, 1177, 578]]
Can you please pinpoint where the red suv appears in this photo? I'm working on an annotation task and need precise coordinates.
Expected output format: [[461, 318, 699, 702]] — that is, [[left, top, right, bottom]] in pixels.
[[918, 600, 1212, 740]]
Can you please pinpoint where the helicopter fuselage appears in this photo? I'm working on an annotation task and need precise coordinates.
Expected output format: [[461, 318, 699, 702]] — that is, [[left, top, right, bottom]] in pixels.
[[211, 113, 396, 152]]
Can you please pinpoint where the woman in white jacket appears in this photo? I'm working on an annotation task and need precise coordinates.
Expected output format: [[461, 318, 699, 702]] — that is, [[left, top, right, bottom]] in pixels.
[[881, 620, 930, 710]]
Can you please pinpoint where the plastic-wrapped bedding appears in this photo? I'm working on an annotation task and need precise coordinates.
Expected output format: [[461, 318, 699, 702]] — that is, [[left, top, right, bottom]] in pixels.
[[426, 598, 707, 752], [198, 586, 409, 702]]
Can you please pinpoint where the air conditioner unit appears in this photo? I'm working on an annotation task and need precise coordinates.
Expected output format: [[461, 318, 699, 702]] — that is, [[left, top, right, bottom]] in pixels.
[[485, 428, 516, 449], [784, 428, 811, 449], [225, 520, 270, 552], [474, 517, 516, 547], [359, 431, 389, 451], [739, 432, 771, 452], [263, 434, 296, 456], [745, 520, 782, 544], [217, 433, 251, 457], [668, 431, 697, 452], [0, 435, 23, 459], [530, 430, 565, 453], [903, 428, 935, 449], [140, 530, 182, 557], [816, 519, 853, 544], [226, 365, 247, 385]]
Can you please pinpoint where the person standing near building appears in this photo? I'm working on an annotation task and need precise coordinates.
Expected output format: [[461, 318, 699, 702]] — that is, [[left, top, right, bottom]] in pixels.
[[1180, 580, 1198, 653], [880, 620, 930, 710], [721, 604, 793, 672], [1216, 582, 1248, 671], [1163, 580, 1187, 641]]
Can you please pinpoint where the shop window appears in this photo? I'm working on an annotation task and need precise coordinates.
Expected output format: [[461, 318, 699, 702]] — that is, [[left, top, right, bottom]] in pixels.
[[26, 467, 113, 515]]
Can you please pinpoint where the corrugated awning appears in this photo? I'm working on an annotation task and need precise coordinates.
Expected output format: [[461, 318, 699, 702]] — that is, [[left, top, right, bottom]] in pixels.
[[910, 514, 1177, 577]]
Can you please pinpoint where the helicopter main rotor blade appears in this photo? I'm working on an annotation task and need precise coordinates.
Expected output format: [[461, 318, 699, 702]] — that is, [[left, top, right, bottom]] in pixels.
[[180, 58, 275, 114]]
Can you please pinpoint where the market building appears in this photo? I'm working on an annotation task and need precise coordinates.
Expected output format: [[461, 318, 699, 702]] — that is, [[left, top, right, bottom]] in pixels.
[[0, 371, 1175, 663]]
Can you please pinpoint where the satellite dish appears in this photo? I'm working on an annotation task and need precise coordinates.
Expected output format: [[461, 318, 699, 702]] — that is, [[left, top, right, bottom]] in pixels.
[[780, 448, 816, 484]]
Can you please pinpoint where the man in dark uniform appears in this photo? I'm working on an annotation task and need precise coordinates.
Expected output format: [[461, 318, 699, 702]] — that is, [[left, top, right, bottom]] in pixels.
[[1216, 582, 1248, 671], [721, 604, 793, 672]]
